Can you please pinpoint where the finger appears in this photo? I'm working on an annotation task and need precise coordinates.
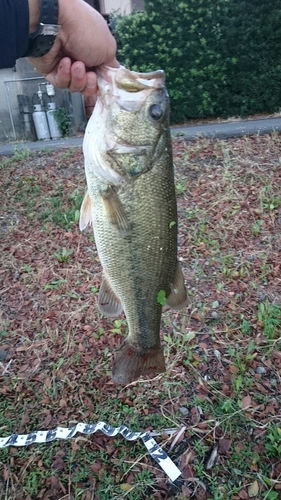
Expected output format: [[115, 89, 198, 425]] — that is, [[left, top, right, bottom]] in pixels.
[[67, 61, 88, 92], [46, 59, 88, 92], [81, 72, 98, 97], [46, 57, 72, 88], [46, 61, 98, 96]]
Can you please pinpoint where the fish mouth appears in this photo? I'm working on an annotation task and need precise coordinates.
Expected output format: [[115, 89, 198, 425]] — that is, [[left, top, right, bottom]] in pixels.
[[97, 65, 165, 92], [96, 65, 167, 113]]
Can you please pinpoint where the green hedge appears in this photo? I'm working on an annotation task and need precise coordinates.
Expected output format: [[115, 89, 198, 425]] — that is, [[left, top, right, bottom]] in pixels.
[[114, 0, 281, 123], [217, 0, 281, 117]]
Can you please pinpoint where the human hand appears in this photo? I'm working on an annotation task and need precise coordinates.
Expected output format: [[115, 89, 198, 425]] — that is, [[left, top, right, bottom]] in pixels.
[[28, 0, 119, 95], [45, 58, 100, 96]]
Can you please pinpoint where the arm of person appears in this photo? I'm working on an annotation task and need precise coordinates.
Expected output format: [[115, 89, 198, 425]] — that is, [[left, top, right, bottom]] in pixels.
[[0, 0, 29, 69], [27, 0, 118, 95], [0, 0, 118, 95]]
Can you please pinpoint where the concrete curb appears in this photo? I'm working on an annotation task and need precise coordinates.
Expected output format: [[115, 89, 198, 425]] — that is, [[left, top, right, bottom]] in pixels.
[[171, 117, 281, 140], [1, 117, 281, 156], [0, 137, 83, 156]]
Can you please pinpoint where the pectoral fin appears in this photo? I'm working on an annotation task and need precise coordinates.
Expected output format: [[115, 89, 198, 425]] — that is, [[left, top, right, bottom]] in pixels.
[[98, 273, 123, 317], [79, 191, 92, 231], [166, 261, 187, 309], [101, 186, 131, 235]]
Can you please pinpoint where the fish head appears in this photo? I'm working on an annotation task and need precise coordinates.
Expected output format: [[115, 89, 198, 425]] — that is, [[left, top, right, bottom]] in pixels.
[[83, 66, 171, 184], [99, 65, 169, 146]]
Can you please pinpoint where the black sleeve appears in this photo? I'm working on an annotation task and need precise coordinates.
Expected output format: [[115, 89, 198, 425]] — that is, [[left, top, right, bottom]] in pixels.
[[0, 0, 29, 69]]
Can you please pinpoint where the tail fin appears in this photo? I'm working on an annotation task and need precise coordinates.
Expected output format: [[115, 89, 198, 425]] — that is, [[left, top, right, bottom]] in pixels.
[[112, 343, 166, 385]]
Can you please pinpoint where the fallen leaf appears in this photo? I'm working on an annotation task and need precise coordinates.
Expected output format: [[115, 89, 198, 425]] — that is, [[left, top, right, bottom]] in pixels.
[[219, 438, 232, 454], [90, 462, 102, 473], [51, 457, 64, 470], [181, 485, 193, 497], [205, 443, 219, 469], [180, 449, 196, 469], [71, 441, 81, 452], [241, 395, 252, 409], [181, 464, 194, 480], [21, 411, 30, 426], [238, 489, 248, 499], [3, 465, 9, 481], [248, 480, 259, 497], [120, 483, 134, 492]]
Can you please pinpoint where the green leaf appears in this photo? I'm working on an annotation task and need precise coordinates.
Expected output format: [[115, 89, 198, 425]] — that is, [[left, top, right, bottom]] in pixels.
[[266, 492, 278, 500], [183, 332, 196, 343], [157, 290, 166, 306]]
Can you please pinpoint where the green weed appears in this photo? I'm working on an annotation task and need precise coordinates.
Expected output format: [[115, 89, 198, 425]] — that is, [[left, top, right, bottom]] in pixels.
[[252, 219, 264, 236], [43, 279, 66, 291], [257, 301, 281, 339], [12, 146, 33, 161], [176, 178, 187, 195], [54, 246, 74, 263], [265, 424, 281, 458], [51, 107, 71, 137]]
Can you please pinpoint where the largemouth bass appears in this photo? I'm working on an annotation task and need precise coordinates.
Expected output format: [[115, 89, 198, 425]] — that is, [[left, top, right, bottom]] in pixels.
[[80, 65, 186, 384]]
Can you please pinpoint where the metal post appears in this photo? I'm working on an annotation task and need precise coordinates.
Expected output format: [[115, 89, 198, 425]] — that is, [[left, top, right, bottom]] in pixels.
[[4, 81, 16, 140]]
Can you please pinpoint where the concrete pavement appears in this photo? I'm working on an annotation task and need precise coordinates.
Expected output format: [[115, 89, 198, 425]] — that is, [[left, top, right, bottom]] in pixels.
[[0, 136, 83, 156], [171, 116, 281, 139], [1, 117, 281, 156]]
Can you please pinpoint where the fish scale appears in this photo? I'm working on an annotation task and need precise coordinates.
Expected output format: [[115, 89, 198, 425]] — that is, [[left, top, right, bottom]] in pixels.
[[81, 65, 187, 384], [93, 152, 176, 342]]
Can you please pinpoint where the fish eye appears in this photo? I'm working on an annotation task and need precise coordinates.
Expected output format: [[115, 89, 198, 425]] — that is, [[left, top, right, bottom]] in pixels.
[[149, 104, 163, 121]]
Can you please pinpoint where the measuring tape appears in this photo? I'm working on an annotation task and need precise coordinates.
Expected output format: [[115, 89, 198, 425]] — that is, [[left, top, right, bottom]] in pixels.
[[0, 421, 181, 482]]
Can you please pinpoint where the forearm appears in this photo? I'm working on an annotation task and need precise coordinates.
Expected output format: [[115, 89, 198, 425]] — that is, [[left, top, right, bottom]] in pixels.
[[0, 0, 118, 94], [28, 0, 40, 33], [28, 0, 117, 75]]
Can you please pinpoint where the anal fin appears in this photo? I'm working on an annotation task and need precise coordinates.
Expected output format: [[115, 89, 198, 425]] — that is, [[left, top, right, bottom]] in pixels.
[[112, 343, 166, 384], [98, 273, 123, 317], [101, 186, 131, 235], [166, 261, 187, 309], [79, 191, 92, 231]]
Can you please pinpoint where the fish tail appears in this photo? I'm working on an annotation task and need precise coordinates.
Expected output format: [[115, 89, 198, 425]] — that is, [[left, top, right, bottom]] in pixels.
[[112, 343, 166, 385]]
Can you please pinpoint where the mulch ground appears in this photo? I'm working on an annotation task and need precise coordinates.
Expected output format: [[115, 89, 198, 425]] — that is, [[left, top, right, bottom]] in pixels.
[[0, 134, 280, 499]]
